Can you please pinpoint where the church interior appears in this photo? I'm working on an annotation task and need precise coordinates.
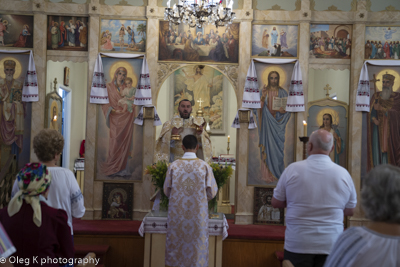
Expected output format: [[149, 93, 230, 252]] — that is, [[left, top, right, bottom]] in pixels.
[[1, 0, 400, 266]]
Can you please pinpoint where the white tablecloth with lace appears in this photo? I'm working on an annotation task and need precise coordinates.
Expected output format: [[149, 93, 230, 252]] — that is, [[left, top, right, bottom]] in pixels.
[[139, 212, 229, 240]]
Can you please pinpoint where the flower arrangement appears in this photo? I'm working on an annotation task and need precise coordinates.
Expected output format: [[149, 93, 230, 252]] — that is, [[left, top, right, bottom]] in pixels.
[[146, 161, 233, 212], [209, 163, 233, 213], [145, 161, 169, 210]]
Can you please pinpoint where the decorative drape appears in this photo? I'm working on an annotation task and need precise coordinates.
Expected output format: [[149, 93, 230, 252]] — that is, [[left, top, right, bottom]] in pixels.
[[234, 58, 304, 128], [89, 53, 161, 125], [356, 60, 400, 112], [0, 50, 38, 102], [231, 108, 257, 129]]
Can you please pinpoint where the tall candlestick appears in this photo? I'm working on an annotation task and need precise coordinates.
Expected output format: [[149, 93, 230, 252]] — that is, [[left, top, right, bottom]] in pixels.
[[303, 120, 307, 136]]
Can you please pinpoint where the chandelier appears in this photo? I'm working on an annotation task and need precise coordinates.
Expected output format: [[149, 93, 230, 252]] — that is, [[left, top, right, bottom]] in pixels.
[[164, 0, 236, 29]]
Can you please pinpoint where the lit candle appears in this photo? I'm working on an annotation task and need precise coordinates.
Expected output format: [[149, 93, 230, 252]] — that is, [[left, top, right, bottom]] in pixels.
[[303, 120, 307, 136], [228, 135, 230, 142]]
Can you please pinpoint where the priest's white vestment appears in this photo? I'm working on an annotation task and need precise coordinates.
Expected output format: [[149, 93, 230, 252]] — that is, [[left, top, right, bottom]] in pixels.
[[164, 152, 218, 267]]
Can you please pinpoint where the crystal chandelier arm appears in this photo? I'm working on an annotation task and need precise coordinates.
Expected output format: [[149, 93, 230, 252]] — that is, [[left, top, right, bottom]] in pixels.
[[165, 0, 235, 29]]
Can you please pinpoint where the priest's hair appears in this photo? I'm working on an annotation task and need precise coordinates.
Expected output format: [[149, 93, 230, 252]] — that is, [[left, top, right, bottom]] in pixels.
[[362, 164, 400, 223], [178, 99, 191, 107], [182, 135, 198, 150]]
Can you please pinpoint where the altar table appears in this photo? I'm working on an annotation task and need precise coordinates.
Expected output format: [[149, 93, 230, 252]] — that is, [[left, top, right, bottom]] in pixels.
[[139, 211, 229, 267]]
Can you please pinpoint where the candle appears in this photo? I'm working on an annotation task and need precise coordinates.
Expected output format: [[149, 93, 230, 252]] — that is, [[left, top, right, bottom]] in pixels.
[[206, 122, 211, 131], [228, 135, 230, 142], [167, 0, 171, 7], [303, 120, 307, 136]]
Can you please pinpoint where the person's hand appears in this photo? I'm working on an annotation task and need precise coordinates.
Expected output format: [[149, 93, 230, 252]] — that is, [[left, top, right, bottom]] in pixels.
[[196, 125, 204, 135], [262, 85, 268, 98], [171, 127, 182, 135], [279, 107, 286, 114], [372, 117, 379, 126]]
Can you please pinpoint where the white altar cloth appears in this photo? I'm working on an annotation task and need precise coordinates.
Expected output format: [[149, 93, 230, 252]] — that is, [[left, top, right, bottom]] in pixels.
[[139, 211, 229, 240]]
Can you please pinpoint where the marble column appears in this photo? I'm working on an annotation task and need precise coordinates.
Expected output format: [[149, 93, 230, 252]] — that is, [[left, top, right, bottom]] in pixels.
[[31, 0, 48, 162], [83, 0, 100, 219], [233, 6, 253, 224], [347, 23, 365, 227], [296, 22, 310, 161], [234, 123, 252, 224], [347, 0, 368, 226]]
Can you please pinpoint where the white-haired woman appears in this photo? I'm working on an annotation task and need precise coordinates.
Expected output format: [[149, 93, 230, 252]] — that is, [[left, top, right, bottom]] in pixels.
[[324, 164, 400, 267]]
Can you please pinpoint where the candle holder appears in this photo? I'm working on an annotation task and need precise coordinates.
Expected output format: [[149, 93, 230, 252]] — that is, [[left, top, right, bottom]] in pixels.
[[299, 136, 309, 160], [227, 141, 230, 154]]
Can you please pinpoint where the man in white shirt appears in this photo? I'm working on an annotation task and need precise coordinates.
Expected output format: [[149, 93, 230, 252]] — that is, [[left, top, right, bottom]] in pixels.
[[272, 129, 357, 267]]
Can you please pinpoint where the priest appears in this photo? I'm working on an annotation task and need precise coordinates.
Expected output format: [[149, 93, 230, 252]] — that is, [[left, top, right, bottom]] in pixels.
[[154, 99, 212, 164], [163, 134, 218, 267]]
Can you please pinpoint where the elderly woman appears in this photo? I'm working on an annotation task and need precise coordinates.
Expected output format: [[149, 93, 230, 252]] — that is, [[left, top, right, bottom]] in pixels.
[[12, 129, 85, 243], [324, 164, 400, 267], [0, 163, 74, 266]]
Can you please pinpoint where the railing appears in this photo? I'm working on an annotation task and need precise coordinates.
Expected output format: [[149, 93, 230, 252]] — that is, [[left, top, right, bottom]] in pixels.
[[0, 154, 17, 208]]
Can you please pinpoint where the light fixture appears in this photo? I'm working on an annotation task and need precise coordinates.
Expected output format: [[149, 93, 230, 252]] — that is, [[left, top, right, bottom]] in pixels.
[[164, 0, 236, 29]]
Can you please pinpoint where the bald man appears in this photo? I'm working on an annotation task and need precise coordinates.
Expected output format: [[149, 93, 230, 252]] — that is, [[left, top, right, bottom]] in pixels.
[[272, 129, 357, 267]]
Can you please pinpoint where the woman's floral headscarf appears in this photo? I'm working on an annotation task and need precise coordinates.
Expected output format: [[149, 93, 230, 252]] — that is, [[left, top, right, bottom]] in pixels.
[[7, 163, 51, 227]]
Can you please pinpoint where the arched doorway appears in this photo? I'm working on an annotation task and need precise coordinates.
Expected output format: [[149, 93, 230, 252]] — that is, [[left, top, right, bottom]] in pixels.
[[337, 30, 349, 39], [155, 65, 238, 209]]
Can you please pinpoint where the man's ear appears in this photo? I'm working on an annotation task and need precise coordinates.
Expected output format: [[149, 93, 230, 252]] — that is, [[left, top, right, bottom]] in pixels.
[[196, 144, 199, 150], [182, 144, 185, 151]]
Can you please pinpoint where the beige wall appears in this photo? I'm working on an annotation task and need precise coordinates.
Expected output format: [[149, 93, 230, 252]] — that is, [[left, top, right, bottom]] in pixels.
[[309, 69, 350, 104], [46, 61, 88, 172]]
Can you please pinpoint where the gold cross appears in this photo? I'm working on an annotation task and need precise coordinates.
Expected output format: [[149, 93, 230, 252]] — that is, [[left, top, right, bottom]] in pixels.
[[324, 84, 332, 97], [53, 78, 58, 92], [197, 98, 204, 109]]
